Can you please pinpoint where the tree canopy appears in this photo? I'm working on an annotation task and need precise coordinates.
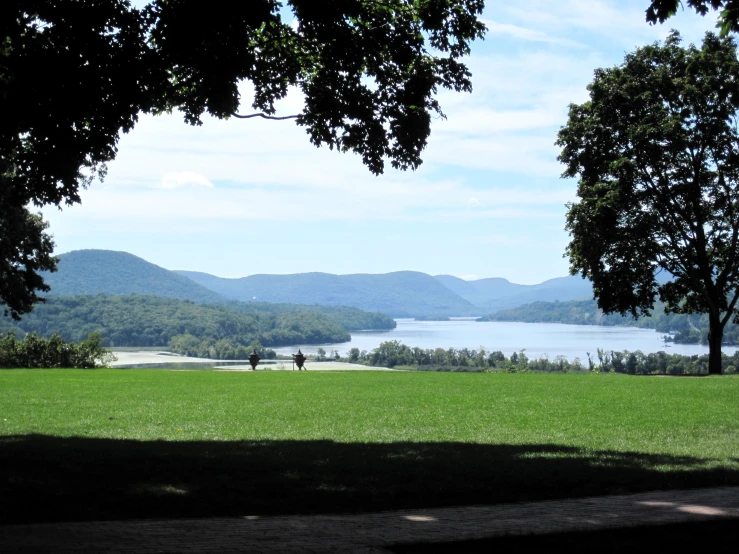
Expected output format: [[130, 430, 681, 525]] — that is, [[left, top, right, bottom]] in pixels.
[[0, 0, 486, 317], [557, 31, 739, 375], [646, 0, 739, 35]]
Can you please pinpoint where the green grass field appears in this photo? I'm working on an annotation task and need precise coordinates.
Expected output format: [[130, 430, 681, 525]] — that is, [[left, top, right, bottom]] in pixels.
[[1, 369, 738, 524]]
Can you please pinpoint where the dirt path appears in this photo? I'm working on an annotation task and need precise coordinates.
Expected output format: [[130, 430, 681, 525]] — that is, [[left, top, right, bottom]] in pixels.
[[1, 486, 737, 553]]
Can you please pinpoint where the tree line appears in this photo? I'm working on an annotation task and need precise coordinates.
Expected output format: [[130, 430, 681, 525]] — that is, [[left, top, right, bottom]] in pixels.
[[344, 340, 739, 375], [168, 336, 278, 361]]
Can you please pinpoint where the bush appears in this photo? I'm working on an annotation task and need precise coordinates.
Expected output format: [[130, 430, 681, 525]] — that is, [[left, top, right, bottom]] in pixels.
[[0, 332, 116, 368]]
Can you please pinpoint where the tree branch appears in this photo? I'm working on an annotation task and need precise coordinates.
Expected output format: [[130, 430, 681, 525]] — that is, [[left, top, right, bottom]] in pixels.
[[636, 162, 709, 303], [230, 112, 299, 121]]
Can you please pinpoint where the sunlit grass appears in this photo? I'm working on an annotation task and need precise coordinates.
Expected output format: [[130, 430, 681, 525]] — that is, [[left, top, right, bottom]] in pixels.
[[2, 370, 737, 460], [1, 369, 738, 523]]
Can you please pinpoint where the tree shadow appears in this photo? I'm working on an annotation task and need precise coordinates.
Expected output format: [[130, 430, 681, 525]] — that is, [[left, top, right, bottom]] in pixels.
[[389, 520, 739, 553], [1, 435, 737, 524]]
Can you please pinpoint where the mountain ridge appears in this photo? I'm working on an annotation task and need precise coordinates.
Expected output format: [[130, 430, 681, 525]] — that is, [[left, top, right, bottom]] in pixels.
[[176, 269, 478, 317], [42, 249, 598, 317], [433, 273, 593, 312]]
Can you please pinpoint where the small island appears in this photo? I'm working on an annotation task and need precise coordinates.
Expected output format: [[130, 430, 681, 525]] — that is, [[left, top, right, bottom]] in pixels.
[[414, 315, 451, 321]]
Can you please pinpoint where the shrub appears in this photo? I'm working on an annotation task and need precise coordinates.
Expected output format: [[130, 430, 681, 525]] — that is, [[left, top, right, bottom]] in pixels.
[[0, 331, 116, 368]]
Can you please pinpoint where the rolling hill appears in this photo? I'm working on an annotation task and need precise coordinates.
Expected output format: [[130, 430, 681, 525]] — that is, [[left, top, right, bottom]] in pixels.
[[176, 270, 478, 317], [43, 250, 226, 304]]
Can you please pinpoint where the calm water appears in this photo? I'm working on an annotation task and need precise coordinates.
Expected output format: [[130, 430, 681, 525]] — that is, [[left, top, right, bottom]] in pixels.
[[274, 318, 739, 361]]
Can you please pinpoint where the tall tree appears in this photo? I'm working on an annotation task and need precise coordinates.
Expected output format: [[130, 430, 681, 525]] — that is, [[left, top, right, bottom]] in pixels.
[[0, 0, 486, 316], [557, 31, 739, 375]]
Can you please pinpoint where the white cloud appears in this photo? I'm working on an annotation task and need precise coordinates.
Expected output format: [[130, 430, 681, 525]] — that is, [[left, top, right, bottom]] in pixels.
[[458, 274, 479, 281], [158, 171, 213, 189], [482, 19, 586, 48], [490, 0, 717, 49], [45, 176, 572, 230]]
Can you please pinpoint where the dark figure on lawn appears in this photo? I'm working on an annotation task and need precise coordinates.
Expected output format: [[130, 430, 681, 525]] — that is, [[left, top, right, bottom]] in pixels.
[[293, 350, 307, 371]]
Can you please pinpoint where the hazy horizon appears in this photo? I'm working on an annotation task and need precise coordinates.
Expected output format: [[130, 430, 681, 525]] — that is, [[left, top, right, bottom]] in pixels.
[[57, 247, 585, 285]]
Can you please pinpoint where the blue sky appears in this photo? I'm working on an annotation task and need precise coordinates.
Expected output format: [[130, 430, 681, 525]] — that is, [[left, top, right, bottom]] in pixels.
[[43, 1, 717, 283]]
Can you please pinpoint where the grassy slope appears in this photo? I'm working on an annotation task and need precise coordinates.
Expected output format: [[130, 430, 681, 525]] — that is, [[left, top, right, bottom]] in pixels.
[[1, 371, 738, 523]]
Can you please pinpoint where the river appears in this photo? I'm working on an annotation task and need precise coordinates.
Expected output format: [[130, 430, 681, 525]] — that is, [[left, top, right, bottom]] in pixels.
[[274, 318, 739, 361]]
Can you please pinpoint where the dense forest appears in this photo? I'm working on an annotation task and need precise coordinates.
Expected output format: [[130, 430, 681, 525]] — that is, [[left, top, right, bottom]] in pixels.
[[478, 299, 739, 345], [0, 295, 362, 352], [224, 301, 396, 330], [346, 340, 739, 375]]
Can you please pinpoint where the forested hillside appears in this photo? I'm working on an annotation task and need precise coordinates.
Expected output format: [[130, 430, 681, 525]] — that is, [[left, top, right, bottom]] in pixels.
[[478, 299, 739, 345], [43, 250, 225, 303], [177, 270, 477, 317], [0, 296, 351, 350], [225, 302, 396, 330]]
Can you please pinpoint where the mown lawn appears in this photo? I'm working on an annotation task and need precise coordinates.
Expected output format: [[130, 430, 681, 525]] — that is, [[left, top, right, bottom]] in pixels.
[[1, 369, 738, 523]]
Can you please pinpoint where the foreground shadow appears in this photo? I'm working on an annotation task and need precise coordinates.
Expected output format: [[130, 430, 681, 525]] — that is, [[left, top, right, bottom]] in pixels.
[[1, 435, 738, 524]]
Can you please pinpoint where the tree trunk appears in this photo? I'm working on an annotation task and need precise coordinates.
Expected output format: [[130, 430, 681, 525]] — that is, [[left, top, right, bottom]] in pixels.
[[707, 312, 724, 375]]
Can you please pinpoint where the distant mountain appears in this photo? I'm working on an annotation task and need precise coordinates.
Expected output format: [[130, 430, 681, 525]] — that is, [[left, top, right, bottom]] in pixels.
[[42, 249, 599, 318], [434, 274, 593, 312], [434, 275, 527, 306], [176, 270, 477, 317], [43, 250, 225, 304]]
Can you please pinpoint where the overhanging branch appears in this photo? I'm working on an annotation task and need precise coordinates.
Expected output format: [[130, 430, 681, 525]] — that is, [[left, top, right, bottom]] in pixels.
[[230, 112, 299, 121]]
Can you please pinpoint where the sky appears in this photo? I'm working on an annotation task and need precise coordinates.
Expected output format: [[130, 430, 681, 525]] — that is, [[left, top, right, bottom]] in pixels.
[[42, 0, 718, 284]]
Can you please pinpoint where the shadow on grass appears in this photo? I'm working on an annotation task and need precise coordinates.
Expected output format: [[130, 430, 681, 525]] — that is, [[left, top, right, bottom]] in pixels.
[[1, 435, 738, 524]]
